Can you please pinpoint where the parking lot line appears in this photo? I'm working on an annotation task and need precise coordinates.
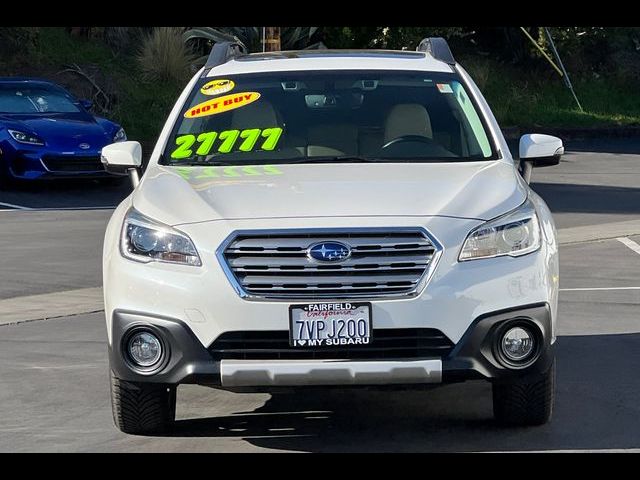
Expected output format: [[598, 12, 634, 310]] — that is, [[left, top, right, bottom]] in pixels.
[[0, 201, 32, 210], [617, 237, 640, 255]]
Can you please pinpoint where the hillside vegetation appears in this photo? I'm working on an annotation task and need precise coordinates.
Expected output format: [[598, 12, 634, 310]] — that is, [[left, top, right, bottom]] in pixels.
[[1, 27, 639, 147]]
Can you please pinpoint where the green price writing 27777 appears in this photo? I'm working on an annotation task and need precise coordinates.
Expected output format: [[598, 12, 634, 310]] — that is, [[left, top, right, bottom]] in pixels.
[[171, 127, 283, 159]]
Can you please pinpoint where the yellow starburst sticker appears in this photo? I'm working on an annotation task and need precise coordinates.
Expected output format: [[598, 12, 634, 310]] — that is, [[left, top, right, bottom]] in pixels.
[[201, 79, 235, 96]]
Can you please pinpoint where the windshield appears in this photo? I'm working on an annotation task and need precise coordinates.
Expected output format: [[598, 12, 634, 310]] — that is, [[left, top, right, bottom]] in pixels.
[[162, 70, 497, 166], [0, 84, 81, 114]]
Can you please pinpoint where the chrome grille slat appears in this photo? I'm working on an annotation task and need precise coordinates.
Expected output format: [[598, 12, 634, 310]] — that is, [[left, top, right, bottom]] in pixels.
[[228, 255, 429, 273], [247, 285, 413, 293], [229, 235, 433, 250], [235, 266, 427, 274], [226, 246, 434, 258], [219, 229, 440, 299], [241, 273, 421, 286], [228, 254, 430, 269]]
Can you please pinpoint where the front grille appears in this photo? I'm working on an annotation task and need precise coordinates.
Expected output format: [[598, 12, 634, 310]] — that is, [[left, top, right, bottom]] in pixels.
[[42, 155, 104, 172], [220, 229, 439, 299], [209, 328, 454, 360]]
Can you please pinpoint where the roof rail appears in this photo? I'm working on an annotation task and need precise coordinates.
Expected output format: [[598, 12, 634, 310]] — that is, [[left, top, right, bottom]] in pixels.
[[205, 40, 248, 70], [416, 37, 455, 65]]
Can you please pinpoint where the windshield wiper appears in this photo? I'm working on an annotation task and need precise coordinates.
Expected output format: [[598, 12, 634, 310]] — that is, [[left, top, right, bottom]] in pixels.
[[162, 155, 389, 167], [164, 157, 238, 167], [283, 155, 389, 164]]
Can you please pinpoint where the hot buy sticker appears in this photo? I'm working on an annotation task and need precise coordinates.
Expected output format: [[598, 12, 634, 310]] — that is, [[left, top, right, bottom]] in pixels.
[[185, 92, 261, 119]]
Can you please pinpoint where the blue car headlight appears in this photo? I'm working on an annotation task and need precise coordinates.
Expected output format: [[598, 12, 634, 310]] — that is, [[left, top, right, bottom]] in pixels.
[[8, 129, 45, 146], [113, 127, 127, 143]]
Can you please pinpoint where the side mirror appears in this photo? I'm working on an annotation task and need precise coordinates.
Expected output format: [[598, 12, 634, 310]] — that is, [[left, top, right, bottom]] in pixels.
[[101, 141, 142, 187], [519, 133, 564, 167], [80, 99, 93, 111]]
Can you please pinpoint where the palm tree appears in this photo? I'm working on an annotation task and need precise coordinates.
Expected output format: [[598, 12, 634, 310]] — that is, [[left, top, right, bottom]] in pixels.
[[264, 27, 281, 52]]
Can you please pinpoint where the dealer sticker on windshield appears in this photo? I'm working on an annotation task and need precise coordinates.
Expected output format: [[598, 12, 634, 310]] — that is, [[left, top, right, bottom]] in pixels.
[[289, 302, 372, 347], [201, 79, 235, 96]]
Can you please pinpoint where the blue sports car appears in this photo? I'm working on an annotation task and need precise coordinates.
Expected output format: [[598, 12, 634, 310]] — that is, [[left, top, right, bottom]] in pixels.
[[0, 77, 126, 182]]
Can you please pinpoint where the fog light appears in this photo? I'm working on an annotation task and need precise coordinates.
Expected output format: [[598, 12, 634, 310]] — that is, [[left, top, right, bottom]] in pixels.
[[501, 326, 534, 362], [127, 331, 162, 367]]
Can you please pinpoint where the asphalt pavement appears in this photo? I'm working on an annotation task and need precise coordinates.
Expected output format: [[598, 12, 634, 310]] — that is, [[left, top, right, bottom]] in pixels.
[[1, 139, 639, 452]]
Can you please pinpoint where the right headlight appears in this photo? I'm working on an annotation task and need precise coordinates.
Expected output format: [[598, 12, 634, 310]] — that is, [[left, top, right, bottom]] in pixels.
[[120, 208, 201, 266], [459, 199, 541, 261]]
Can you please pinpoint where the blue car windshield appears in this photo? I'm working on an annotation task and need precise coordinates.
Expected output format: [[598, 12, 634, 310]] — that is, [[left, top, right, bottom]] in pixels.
[[0, 85, 81, 114]]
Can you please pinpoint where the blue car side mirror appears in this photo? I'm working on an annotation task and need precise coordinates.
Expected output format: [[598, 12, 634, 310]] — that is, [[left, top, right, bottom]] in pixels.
[[80, 99, 93, 111]]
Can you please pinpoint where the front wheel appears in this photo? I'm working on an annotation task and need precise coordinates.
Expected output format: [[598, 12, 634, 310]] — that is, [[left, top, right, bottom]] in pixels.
[[492, 360, 555, 426], [110, 371, 176, 435]]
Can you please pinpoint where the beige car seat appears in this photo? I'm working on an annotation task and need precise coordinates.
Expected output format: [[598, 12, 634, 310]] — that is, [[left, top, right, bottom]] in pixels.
[[383, 103, 433, 144], [307, 124, 359, 156]]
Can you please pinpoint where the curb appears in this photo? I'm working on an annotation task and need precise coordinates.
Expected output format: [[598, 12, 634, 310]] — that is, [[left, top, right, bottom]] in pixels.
[[557, 219, 640, 246], [0, 287, 103, 326]]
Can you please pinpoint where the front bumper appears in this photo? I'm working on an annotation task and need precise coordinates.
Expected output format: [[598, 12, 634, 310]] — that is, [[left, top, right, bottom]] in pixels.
[[2, 149, 114, 180], [108, 303, 554, 389]]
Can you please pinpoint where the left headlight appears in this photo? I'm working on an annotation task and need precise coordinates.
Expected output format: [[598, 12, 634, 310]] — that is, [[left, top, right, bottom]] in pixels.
[[8, 129, 45, 146], [459, 199, 541, 261], [120, 209, 201, 266], [113, 127, 127, 142]]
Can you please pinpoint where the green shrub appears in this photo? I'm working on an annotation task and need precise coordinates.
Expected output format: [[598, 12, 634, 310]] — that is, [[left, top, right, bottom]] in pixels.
[[137, 27, 195, 84]]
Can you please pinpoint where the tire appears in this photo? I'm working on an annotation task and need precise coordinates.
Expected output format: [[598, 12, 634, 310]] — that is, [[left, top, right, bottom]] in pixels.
[[492, 360, 555, 426], [110, 371, 176, 435]]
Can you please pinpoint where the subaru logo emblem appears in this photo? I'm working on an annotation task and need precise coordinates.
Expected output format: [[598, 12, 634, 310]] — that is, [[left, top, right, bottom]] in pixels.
[[78, 143, 90, 150], [307, 241, 351, 262]]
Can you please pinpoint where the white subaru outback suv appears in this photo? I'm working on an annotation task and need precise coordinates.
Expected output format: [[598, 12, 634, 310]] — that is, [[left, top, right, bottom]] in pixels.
[[102, 38, 562, 435]]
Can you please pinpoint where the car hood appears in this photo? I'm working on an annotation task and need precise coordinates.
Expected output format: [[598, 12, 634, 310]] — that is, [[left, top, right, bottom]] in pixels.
[[133, 161, 527, 226], [1, 112, 113, 150]]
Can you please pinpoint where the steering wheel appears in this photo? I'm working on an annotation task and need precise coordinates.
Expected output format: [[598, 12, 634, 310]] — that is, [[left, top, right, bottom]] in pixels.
[[381, 134, 435, 150]]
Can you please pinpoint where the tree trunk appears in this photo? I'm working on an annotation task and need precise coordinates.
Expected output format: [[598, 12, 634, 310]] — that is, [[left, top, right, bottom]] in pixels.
[[264, 27, 281, 52]]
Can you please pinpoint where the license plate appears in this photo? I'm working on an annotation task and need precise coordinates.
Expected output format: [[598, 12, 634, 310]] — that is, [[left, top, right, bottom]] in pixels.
[[289, 302, 372, 347]]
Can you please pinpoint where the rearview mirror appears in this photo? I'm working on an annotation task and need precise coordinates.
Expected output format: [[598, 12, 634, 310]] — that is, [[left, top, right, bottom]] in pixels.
[[519, 134, 564, 167], [80, 99, 93, 111], [101, 141, 142, 187]]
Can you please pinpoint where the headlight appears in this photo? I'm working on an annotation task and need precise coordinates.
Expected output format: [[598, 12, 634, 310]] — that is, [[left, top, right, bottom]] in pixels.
[[8, 129, 45, 146], [113, 127, 127, 142], [459, 199, 541, 261], [121, 209, 201, 266]]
